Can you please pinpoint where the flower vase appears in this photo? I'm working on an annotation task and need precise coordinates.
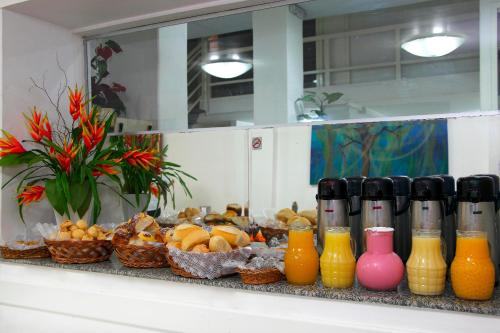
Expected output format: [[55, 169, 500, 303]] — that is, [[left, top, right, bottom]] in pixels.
[[356, 227, 404, 291], [122, 193, 150, 220], [53, 207, 91, 225]]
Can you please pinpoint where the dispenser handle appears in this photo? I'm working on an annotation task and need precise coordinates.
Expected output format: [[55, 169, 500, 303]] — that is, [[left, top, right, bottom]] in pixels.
[[395, 197, 410, 216], [348, 197, 361, 216], [444, 196, 457, 216]]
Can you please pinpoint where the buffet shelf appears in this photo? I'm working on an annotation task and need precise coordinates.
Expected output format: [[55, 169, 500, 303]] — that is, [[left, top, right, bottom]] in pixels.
[[1, 255, 499, 317]]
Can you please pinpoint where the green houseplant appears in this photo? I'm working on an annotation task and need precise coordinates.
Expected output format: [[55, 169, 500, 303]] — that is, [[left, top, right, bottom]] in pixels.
[[295, 91, 344, 121]]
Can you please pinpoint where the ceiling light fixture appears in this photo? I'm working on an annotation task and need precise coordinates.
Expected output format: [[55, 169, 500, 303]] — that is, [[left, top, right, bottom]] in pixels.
[[401, 33, 465, 58], [201, 35, 252, 79]]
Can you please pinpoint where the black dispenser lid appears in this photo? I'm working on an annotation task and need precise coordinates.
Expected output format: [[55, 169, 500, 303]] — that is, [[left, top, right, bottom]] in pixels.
[[457, 176, 496, 203], [346, 176, 365, 196], [412, 177, 444, 201], [361, 177, 394, 200], [389, 176, 411, 196], [432, 175, 455, 197], [317, 178, 348, 200], [474, 174, 499, 197]]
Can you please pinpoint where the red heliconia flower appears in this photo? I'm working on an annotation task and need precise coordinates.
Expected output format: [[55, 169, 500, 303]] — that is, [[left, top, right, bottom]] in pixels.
[[82, 119, 104, 152], [17, 185, 45, 206], [25, 107, 52, 142], [0, 131, 26, 157], [150, 183, 159, 198], [123, 149, 160, 171], [55, 140, 79, 173], [92, 158, 121, 177], [69, 86, 84, 121]]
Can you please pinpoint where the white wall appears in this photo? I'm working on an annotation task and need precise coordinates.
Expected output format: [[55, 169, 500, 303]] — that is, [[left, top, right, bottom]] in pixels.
[[0, 9, 84, 242]]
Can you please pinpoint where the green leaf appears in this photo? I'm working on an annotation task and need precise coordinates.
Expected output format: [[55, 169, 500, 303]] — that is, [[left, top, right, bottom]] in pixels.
[[69, 181, 90, 212], [105, 40, 122, 53], [77, 188, 92, 218], [0, 152, 37, 167], [322, 92, 343, 104], [45, 179, 66, 216]]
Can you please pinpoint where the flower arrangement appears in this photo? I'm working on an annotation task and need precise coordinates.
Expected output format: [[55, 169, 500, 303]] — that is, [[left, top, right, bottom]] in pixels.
[[0, 86, 120, 224], [111, 133, 195, 212]]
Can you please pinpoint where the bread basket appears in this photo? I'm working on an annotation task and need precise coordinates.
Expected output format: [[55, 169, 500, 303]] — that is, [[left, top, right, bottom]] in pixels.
[[44, 239, 113, 264], [236, 267, 283, 285], [114, 243, 169, 268], [0, 245, 50, 259]]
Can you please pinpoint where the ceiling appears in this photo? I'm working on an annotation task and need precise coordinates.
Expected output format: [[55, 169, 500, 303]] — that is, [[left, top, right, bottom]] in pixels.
[[4, 0, 294, 36]]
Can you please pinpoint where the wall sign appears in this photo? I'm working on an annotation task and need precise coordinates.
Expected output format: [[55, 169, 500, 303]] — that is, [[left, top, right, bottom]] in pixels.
[[252, 137, 262, 150]]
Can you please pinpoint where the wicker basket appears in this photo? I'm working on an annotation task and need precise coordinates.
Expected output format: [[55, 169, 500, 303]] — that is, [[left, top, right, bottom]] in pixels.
[[44, 239, 113, 264], [236, 267, 283, 285], [166, 254, 201, 279], [114, 244, 169, 268], [0, 245, 50, 259]]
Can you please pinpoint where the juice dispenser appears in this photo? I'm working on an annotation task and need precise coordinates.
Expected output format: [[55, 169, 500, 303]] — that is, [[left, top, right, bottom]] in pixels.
[[361, 177, 394, 254], [451, 176, 496, 300], [347, 176, 365, 259], [316, 178, 349, 253], [433, 174, 456, 267], [389, 176, 412, 263], [457, 176, 498, 281], [406, 177, 447, 296]]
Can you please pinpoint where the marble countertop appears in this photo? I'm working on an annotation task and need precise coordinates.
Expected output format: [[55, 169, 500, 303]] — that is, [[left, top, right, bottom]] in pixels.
[[1, 255, 499, 317]]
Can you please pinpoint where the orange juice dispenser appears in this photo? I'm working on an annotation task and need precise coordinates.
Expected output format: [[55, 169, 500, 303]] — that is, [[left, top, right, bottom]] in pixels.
[[406, 177, 447, 296], [451, 176, 496, 300]]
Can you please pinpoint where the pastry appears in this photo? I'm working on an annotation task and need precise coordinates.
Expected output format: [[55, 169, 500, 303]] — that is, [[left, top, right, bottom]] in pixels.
[[112, 227, 132, 246], [76, 219, 88, 230], [237, 231, 251, 247], [58, 231, 72, 241], [173, 224, 202, 241], [209, 235, 232, 253], [299, 210, 317, 225], [204, 213, 224, 225], [71, 229, 85, 240], [138, 231, 156, 242], [167, 241, 182, 249], [276, 208, 297, 223], [226, 203, 242, 216], [210, 225, 243, 246], [132, 213, 155, 233], [161, 228, 174, 243], [60, 220, 73, 231], [181, 229, 210, 251], [191, 244, 209, 253], [287, 216, 311, 227], [87, 225, 99, 238], [223, 210, 238, 221]]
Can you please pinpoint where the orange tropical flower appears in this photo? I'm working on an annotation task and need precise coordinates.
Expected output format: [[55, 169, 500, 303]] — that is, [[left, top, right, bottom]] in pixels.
[[123, 149, 159, 171], [0, 131, 26, 157], [69, 86, 85, 121], [92, 158, 121, 177], [17, 185, 45, 206], [150, 183, 159, 198], [82, 118, 104, 152], [55, 140, 79, 173], [25, 107, 52, 142]]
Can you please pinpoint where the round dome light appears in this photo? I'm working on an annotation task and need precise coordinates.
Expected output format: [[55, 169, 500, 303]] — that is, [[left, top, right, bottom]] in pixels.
[[201, 60, 252, 79], [401, 33, 465, 58]]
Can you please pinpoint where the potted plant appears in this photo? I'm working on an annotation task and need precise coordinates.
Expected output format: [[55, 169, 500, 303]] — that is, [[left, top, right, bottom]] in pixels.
[[91, 40, 126, 119], [0, 86, 124, 225], [295, 91, 343, 121], [111, 134, 196, 219]]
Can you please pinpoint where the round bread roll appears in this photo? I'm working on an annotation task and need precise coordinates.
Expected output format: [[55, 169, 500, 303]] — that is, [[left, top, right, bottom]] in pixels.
[[60, 220, 73, 232], [237, 231, 251, 247], [82, 234, 94, 241], [76, 219, 88, 230], [87, 225, 99, 238], [167, 241, 182, 249], [223, 210, 238, 221], [181, 229, 210, 251], [204, 213, 224, 224], [210, 225, 243, 246], [288, 216, 311, 228], [191, 244, 209, 253], [276, 208, 297, 223], [173, 224, 202, 241], [71, 229, 85, 240], [209, 235, 232, 253], [299, 210, 317, 225], [58, 231, 72, 241], [226, 203, 242, 216]]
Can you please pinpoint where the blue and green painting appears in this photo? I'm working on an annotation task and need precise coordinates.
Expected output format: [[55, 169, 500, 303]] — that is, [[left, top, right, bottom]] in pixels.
[[310, 119, 448, 184]]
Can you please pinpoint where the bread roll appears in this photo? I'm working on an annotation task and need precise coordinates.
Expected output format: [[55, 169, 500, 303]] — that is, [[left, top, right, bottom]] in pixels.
[[191, 244, 209, 253], [87, 225, 99, 238], [299, 210, 317, 225], [69, 225, 79, 232], [288, 216, 311, 228], [181, 229, 210, 251], [133, 213, 155, 233], [226, 203, 242, 216], [138, 231, 156, 242], [210, 225, 242, 246], [76, 219, 88, 230], [178, 211, 187, 219], [209, 235, 232, 253], [173, 224, 202, 241], [58, 231, 72, 241], [71, 229, 85, 240], [204, 213, 224, 225], [60, 220, 73, 231], [82, 234, 94, 241], [276, 208, 297, 223], [223, 210, 238, 221], [167, 241, 182, 249], [237, 231, 251, 247]]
